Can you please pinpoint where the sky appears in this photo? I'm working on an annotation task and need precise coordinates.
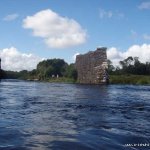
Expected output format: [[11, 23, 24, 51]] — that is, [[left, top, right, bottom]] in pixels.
[[0, 0, 150, 71]]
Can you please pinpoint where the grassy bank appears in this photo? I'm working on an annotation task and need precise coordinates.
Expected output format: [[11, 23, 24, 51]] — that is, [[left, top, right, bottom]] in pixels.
[[27, 75, 150, 85], [110, 75, 150, 85], [45, 77, 76, 83]]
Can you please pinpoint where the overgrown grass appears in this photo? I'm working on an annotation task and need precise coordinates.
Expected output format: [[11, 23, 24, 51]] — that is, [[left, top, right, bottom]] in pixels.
[[27, 75, 150, 85], [110, 75, 150, 85]]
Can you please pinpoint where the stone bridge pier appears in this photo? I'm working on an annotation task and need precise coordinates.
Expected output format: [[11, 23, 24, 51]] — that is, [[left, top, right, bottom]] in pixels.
[[75, 47, 109, 84]]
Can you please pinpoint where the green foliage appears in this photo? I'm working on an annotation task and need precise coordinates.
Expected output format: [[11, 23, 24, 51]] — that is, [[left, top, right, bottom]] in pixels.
[[110, 75, 150, 85], [112, 56, 150, 75], [0, 69, 7, 79], [3, 70, 30, 79], [107, 59, 115, 74], [47, 77, 76, 83], [2, 56, 150, 85], [4, 71, 20, 79], [37, 58, 68, 79], [2, 58, 78, 82], [19, 70, 29, 79], [109, 56, 150, 84], [65, 64, 78, 80]]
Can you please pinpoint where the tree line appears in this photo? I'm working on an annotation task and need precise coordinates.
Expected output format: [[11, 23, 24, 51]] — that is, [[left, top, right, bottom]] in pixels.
[[2, 58, 78, 80], [1, 56, 150, 81], [108, 56, 150, 75]]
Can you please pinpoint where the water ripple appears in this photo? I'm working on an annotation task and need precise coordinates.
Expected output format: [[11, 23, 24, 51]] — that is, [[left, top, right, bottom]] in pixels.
[[0, 80, 150, 150]]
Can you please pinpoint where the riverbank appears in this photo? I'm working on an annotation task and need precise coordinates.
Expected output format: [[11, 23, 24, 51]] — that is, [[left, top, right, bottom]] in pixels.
[[109, 75, 150, 85], [40, 77, 77, 84], [48, 75, 150, 85], [30, 75, 150, 85]]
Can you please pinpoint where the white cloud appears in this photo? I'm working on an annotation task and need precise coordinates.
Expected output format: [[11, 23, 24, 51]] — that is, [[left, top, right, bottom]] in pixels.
[[99, 9, 113, 19], [107, 47, 124, 66], [107, 44, 150, 66], [99, 9, 124, 19], [138, 2, 150, 10], [23, 9, 87, 49], [143, 34, 150, 40], [0, 47, 44, 71], [3, 13, 19, 21], [73, 52, 80, 61]]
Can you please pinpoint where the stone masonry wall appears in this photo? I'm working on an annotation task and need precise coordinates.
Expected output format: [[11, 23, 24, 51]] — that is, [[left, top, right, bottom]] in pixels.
[[75, 47, 108, 84]]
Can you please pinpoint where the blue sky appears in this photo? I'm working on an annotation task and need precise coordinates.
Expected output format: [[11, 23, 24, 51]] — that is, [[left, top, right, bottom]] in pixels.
[[0, 0, 150, 71]]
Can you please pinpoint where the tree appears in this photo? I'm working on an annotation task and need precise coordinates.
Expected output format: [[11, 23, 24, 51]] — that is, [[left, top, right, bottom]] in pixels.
[[36, 58, 68, 79], [107, 59, 115, 74], [65, 64, 78, 80], [124, 56, 133, 66], [0, 69, 7, 79]]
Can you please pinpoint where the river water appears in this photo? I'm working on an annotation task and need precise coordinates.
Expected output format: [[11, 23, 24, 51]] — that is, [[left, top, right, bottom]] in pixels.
[[0, 80, 150, 150]]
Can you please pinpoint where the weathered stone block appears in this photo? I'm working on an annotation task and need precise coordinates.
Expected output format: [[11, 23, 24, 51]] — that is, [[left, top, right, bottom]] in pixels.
[[75, 47, 108, 84]]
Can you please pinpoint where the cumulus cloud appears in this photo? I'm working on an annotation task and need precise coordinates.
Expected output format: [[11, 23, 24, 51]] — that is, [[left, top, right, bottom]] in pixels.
[[107, 44, 150, 66], [0, 47, 44, 71], [138, 2, 150, 10], [23, 9, 87, 48], [3, 13, 19, 21]]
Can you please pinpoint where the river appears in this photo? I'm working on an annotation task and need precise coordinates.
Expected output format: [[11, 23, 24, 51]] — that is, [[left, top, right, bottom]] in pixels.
[[0, 80, 150, 150]]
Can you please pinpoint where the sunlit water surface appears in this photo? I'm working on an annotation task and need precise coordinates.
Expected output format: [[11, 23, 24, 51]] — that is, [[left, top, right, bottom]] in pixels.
[[0, 80, 150, 150]]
